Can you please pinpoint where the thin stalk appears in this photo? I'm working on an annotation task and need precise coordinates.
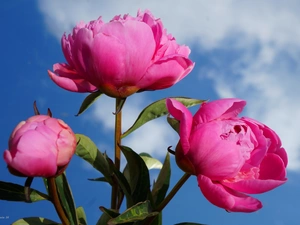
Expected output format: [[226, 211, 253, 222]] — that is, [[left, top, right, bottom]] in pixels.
[[47, 177, 70, 225], [111, 98, 122, 210], [156, 172, 191, 212]]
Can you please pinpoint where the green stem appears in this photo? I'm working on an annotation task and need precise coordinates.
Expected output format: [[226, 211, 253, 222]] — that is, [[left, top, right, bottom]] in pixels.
[[24, 177, 34, 202], [111, 98, 122, 210], [156, 172, 191, 212], [47, 177, 70, 225]]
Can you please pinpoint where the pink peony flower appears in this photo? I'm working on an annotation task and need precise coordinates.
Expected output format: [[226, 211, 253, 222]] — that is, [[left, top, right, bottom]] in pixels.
[[48, 10, 194, 98], [3, 115, 76, 177], [166, 98, 287, 212]]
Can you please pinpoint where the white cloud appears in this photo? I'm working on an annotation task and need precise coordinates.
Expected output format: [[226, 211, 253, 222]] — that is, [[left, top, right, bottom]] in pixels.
[[38, 0, 300, 170]]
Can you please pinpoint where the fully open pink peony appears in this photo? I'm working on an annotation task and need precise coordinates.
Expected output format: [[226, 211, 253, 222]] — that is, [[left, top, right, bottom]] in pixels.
[[48, 10, 194, 98], [166, 98, 287, 212]]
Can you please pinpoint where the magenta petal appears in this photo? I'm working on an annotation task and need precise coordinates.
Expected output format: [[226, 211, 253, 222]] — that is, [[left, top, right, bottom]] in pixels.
[[198, 175, 262, 212], [166, 98, 193, 155], [48, 69, 97, 93], [90, 21, 155, 86], [222, 153, 287, 194], [194, 98, 246, 125], [138, 56, 194, 90], [222, 178, 287, 194], [259, 153, 287, 180], [8, 131, 58, 177]]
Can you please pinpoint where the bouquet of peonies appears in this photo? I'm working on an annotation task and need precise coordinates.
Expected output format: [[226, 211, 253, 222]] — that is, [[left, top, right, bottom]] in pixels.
[[1, 10, 287, 225]]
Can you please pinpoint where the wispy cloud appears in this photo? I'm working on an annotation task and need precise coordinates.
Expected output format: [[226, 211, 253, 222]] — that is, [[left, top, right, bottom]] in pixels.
[[38, 0, 300, 170]]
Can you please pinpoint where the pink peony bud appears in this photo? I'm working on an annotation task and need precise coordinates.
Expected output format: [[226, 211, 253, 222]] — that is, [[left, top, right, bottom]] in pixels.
[[166, 98, 288, 213], [3, 115, 76, 177], [48, 9, 194, 98]]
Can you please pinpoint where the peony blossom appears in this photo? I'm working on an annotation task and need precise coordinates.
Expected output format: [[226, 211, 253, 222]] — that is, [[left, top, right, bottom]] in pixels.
[[3, 115, 76, 177], [166, 98, 287, 212], [48, 10, 194, 98]]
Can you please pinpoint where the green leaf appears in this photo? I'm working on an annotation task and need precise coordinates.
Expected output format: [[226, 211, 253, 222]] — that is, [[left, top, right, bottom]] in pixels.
[[120, 146, 150, 206], [114, 98, 127, 115], [75, 134, 113, 184], [152, 153, 171, 207], [76, 206, 87, 225], [100, 206, 120, 219], [167, 116, 180, 133], [96, 212, 111, 225], [55, 173, 78, 225], [108, 201, 159, 225], [140, 153, 163, 170], [88, 177, 108, 182], [76, 91, 103, 116], [121, 97, 205, 138], [12, 217, 59, 225], [175, 223, 207, 225], [0, 181, 49, 202], [106, 157, 134, 207]]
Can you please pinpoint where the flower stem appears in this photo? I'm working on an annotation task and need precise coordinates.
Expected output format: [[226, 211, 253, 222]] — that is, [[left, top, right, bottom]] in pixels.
[[47, 177, 70, 225], [111, 98, 122, 209], [156, 172, 191, 212]]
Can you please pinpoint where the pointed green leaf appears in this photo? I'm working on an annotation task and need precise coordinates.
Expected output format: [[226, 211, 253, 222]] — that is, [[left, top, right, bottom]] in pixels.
[[0, 181, 49, 202], [175, 223, 207, 225], [75, 134, 113, 184], [88, 177, 108, 182], [122, 97, 205, 138], [76, 91, 103, 116], [12, 217, 59, 225], [100, 206, 120, 218], [55, 173, 78, 225], [96, 212, 111, 225], [152, 153, 171, 206], [120, 146, 150, 206], [76, 207, 87, 225], [106, 157, 134, 207], [167, 116, 180, 133], [140, 153, 163, 170], [108, 201, 159, 225], [114, 98, 126, 115]]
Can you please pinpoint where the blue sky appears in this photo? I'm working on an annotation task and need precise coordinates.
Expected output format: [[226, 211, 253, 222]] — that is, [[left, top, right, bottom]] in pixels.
[[1, 0, 300, 224]]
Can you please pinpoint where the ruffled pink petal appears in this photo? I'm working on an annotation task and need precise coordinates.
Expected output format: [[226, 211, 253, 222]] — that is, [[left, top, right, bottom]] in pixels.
[[198, 175, 262, 212], [193, 98, 246, 125], [138, 55, 194, 90], [70, 28, 94, 76], [276, 147, 288, 167], [166, 98, 193, 155], [48, 69, 97, 93], [189, 121, 245, 179], [222, 153, 287, 194], [90, 20, 155, 87], [259, 153, 287, 180], [222, 177, 287, 194]]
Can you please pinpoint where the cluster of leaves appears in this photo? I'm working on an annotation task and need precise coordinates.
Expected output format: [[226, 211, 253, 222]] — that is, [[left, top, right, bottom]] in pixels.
[[0, 96, 206, 225]]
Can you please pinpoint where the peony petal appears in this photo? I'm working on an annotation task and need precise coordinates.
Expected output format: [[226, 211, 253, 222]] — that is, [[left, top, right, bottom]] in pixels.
[[222, 153, 287, 194], [138, 55, 194, 90], [193, 98, 246, 125], [48, 69, 97, 93], [276, 147, 288, 167], [8, 131, 58, 177], [91, 20, 155, 87], [166, 98, 193, 155], [189, 121, 245, 179], [198, 175, 262, 212], [259, 153, 287, 180]]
